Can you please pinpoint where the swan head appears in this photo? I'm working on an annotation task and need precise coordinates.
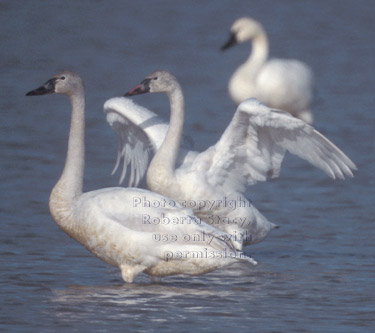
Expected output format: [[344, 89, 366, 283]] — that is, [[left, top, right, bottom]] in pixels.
[[26, 71, 84, 97], [124, 70, 179, 96], [221, 17, 264, 50]]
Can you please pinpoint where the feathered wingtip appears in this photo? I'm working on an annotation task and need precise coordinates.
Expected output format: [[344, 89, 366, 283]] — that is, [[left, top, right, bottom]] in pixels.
[[104, 99, 156, 187], [237, 252, 258, 265], [207, 229, 257, 265]]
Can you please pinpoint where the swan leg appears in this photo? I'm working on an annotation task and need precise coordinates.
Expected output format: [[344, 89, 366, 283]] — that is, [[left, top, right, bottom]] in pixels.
[[120, 264, 146, 283]]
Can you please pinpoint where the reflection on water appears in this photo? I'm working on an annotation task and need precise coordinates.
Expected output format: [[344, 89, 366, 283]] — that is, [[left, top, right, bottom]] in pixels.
[[48, 266, 267, 330], [1, 0, 374, 332], [52, 284, 223, 306]]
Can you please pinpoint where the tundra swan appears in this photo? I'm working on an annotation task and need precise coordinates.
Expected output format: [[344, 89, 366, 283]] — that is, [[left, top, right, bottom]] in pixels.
[[106, 70, 356, 250], [26, 71, 256, 283], [222, 17, 314, 124]]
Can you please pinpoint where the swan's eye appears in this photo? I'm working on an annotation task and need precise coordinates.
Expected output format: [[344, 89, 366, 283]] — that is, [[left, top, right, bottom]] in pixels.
[[61, 76, 66, 80], [152, 77, 157, 80]]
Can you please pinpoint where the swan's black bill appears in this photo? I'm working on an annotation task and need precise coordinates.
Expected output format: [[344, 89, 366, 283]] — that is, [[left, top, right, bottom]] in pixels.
[[124, 79, 151, 96], [26, 78, 56, 96], [221, 33, 237, 51]]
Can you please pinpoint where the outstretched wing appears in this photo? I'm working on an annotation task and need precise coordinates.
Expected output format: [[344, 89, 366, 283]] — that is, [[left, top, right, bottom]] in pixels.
[[204, 98, 356, 192], [105, 97, 196, 186], [104, 97, 169, 186]]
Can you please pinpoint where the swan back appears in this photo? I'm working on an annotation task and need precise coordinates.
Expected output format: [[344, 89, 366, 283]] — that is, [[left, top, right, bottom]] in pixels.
[[255, 59, 314, 116]]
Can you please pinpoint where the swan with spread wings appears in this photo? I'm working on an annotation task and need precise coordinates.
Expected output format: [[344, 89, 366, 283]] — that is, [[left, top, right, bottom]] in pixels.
[[105, 71, 356, 250]]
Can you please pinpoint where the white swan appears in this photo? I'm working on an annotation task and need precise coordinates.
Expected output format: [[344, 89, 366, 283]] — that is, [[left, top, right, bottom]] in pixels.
[[106, 70, 356, 250], [26, 71, 256, 283], [222, 17, 314, 124]]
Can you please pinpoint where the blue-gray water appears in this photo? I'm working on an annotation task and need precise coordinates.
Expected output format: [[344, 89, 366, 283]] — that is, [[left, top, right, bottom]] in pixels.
[[1, 0, 374, 331]]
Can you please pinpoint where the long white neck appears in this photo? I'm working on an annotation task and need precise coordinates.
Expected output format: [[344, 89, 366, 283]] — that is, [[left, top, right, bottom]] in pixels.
[[243, 29, 269, 74], [147, 85, 184, 192], [50, 90, 85, 224], [229, 29, 269, 104]]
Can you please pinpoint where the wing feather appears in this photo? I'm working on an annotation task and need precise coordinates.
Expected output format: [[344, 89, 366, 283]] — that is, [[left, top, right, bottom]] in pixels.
[[105, 97, 195, 186], [104, 97, 168, 186], [204, 99, 356, 192]]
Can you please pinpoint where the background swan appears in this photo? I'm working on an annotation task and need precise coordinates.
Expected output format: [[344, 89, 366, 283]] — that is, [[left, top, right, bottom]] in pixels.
[[108, 70, 356, 250], [222, 17, 314, 124], [26, 71, 256, 283]]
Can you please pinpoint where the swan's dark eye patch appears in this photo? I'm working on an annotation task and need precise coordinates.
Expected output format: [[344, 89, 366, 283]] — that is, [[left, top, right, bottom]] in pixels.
[[61, 76, 66, 80]]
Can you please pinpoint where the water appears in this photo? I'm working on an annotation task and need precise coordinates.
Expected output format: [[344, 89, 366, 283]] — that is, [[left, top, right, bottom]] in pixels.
[[1, 0, 374, 331]]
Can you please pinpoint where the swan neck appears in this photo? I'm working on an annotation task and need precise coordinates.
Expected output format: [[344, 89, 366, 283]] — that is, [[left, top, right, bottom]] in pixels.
[[246, 30, 269, 72], [229, 28, 269, 104], [51, 91, 85, 209], [162, 86, 184, 170], [147, 84, 184, 192]]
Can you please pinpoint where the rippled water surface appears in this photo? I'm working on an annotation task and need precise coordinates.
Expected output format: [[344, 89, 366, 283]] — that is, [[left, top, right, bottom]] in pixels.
[[1, 0, 374, 331]]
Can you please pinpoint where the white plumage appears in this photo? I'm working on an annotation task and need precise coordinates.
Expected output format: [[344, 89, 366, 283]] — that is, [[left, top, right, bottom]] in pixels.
[[26, 71, 255, 283], [222, 17, 314, 124], [106, 70, 356, 250]]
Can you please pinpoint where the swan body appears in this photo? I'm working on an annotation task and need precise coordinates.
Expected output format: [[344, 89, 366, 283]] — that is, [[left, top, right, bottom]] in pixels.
[[26, 71, 255, 283], [109, 71, 355, 250], [222, 17, 314, 124]]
